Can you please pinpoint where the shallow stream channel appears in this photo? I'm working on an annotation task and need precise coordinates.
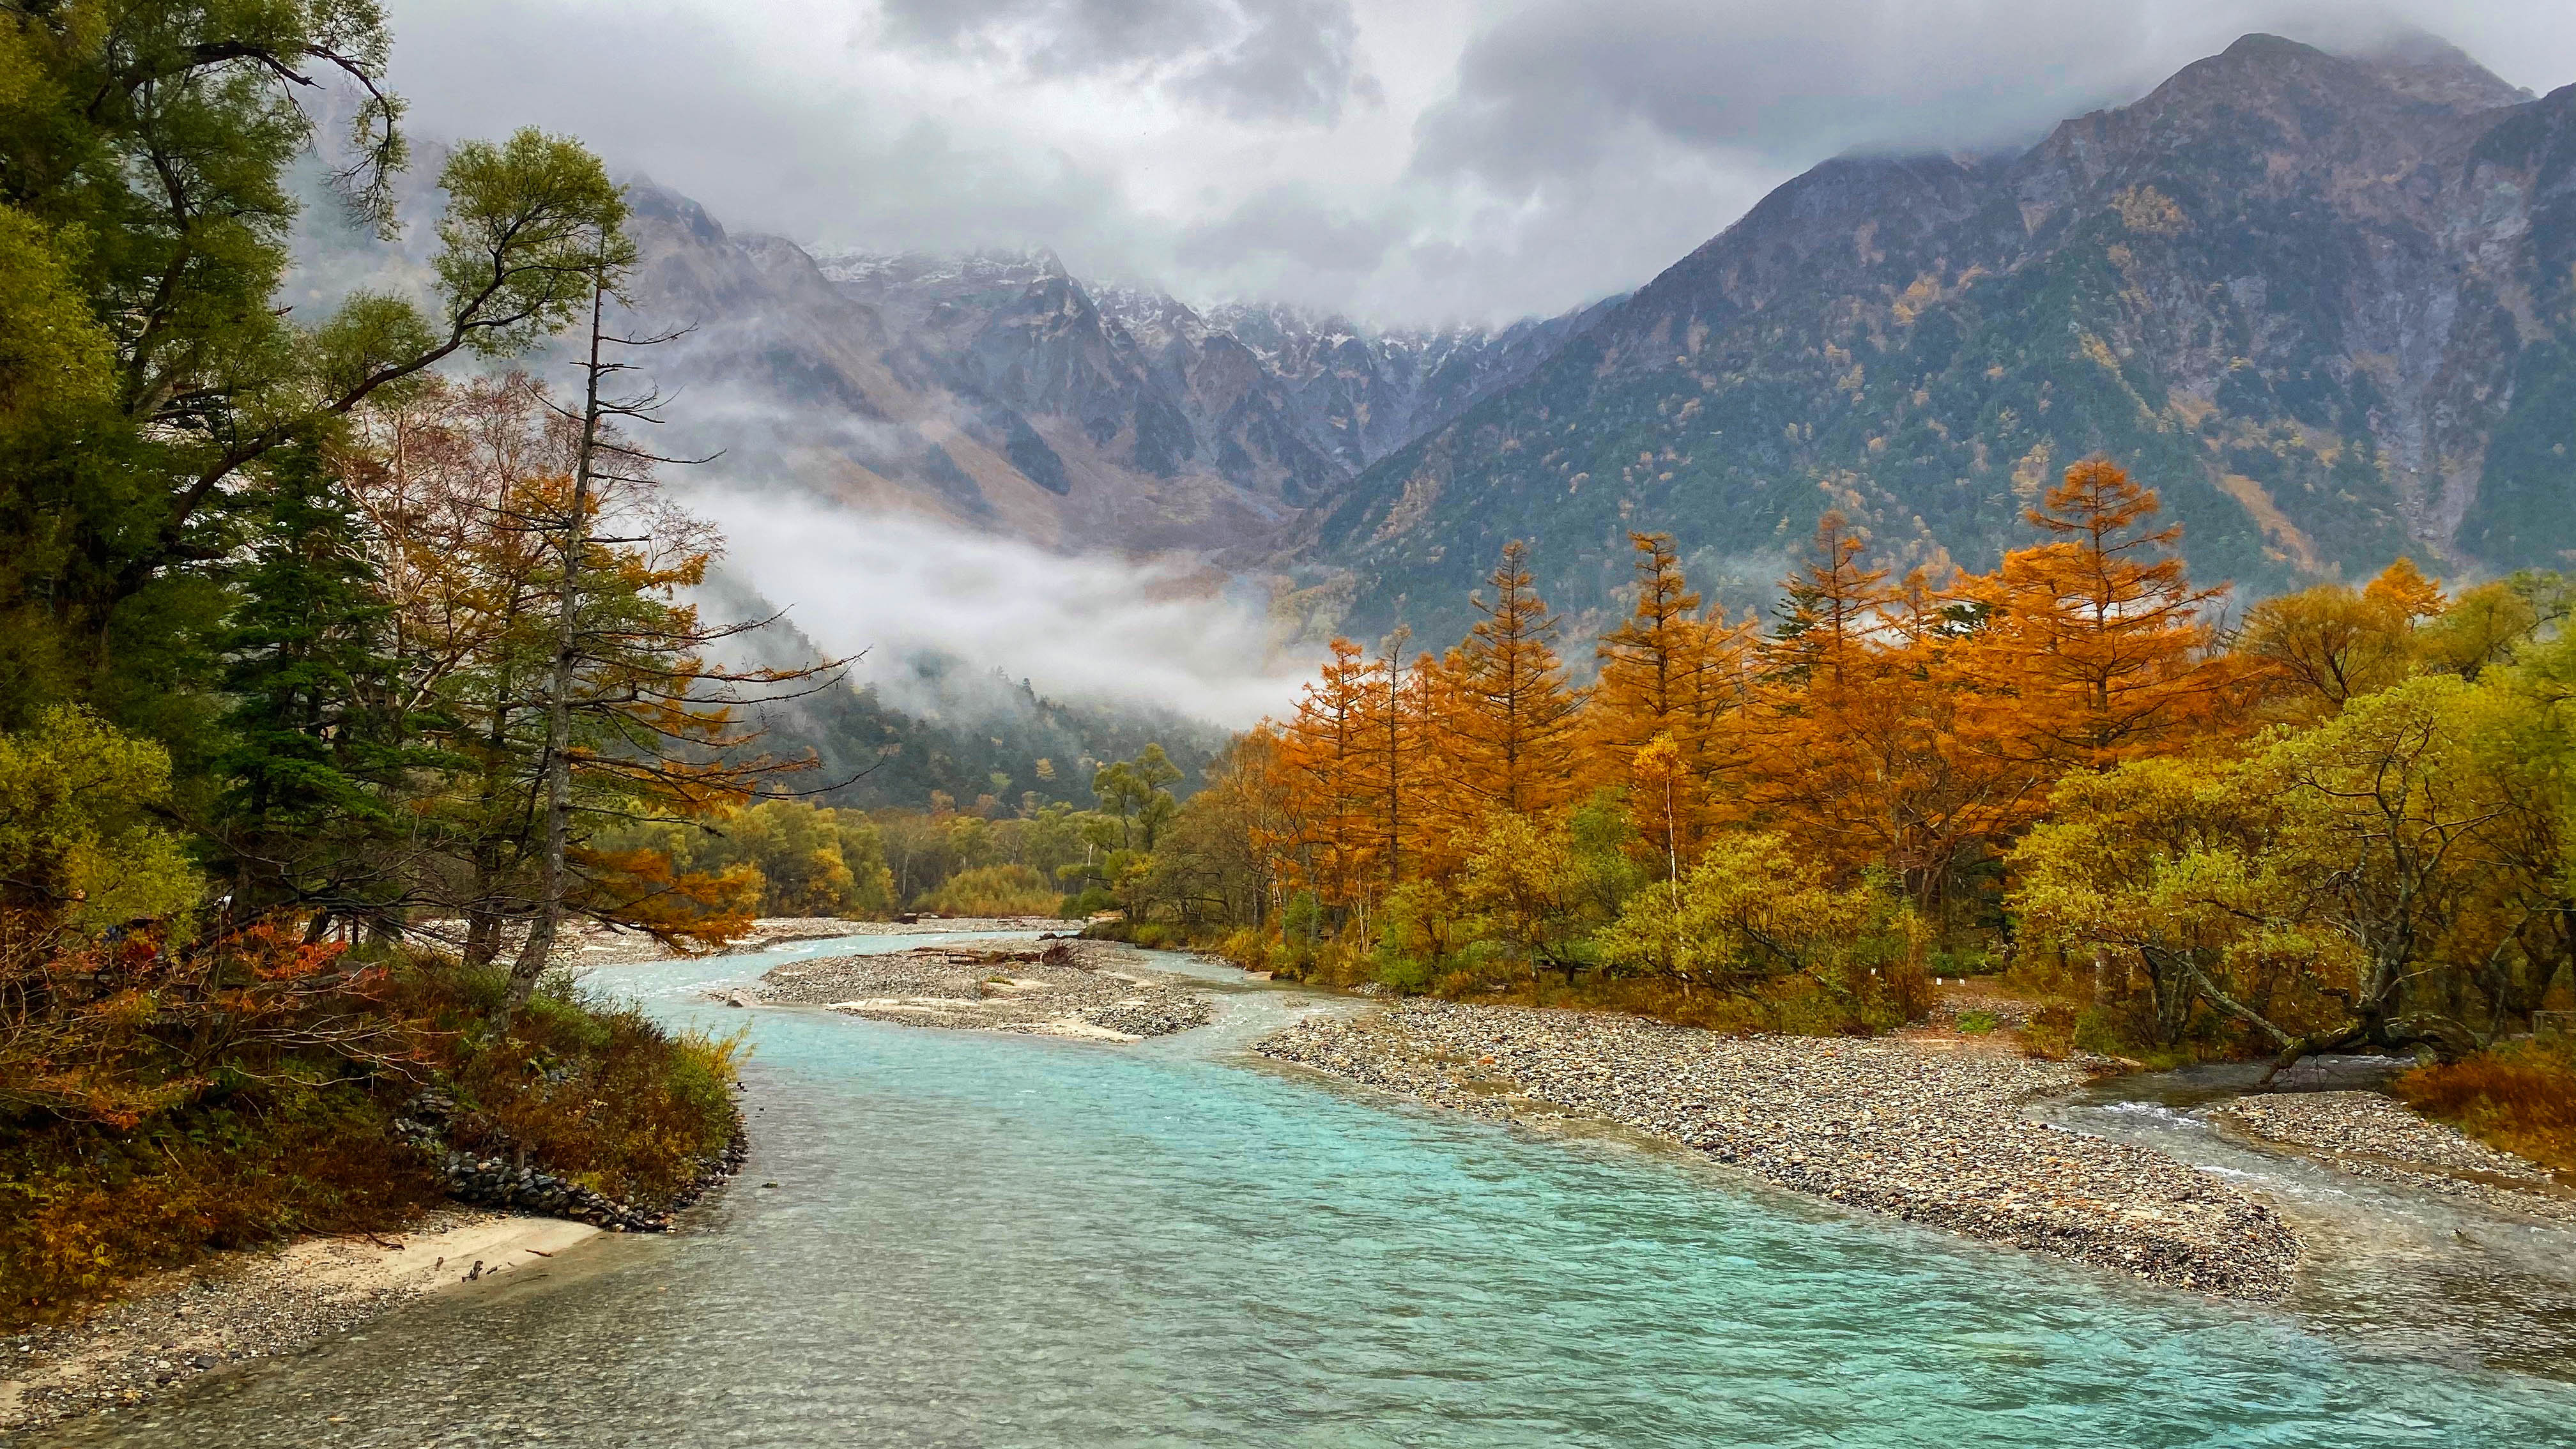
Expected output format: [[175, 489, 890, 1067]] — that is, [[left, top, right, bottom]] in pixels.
[[40, 931, 2576, 1447]]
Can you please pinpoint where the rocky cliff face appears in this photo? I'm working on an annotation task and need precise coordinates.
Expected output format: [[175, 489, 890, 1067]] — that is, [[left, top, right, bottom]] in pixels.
[[1306, 33, 2576, 646], [619, 199, 1609, 556]]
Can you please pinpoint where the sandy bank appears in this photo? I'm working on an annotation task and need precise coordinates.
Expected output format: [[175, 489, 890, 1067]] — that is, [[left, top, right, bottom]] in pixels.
[[1255, 999, 2301, 1299], [1, 1213, 599, 1434]]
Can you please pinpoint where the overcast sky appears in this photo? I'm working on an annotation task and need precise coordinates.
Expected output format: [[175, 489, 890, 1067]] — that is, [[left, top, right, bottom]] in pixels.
[[387, 0, 2576, 327]]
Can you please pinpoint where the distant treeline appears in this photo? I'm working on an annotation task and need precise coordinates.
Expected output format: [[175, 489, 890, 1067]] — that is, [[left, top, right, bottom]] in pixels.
[[591, 742, 1191, 921]]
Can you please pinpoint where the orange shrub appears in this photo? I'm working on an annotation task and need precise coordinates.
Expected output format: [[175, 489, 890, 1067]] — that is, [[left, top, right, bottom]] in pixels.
[[2395, 1043, 2576, 1176]]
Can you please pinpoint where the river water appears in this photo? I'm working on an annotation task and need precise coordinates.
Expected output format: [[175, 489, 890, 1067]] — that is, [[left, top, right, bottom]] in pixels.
[[40, 932, 2576, 1447]]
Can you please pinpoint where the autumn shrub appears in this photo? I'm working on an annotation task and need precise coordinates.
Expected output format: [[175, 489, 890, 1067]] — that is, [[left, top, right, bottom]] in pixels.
[[1, 1084, 441, 1326], [441, 978, 743, 1205], [0, 929, 744, 1330], [2021, 1003, 2080, 1061], [2395, 1040, 2576, 1176], [915, 863, 1063, 917], [1208, 926, 1295, 975]]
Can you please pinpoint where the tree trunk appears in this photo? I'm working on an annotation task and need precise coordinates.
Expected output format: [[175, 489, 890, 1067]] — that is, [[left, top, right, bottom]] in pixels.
[[502, 270, 611, 1021]]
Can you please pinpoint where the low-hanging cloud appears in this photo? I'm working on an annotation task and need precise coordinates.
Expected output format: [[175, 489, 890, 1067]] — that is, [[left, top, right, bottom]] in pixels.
[[692, 488, 1314, 728], [1175, 182, 1404, 273]]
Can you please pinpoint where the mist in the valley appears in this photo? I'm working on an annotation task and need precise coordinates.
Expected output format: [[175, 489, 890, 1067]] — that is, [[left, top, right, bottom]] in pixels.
[[690, 487, 1313, 729]]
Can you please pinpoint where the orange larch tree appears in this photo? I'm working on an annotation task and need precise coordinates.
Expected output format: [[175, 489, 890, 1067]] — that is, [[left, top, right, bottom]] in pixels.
[[1729, 512, 1904, 874], [1591, 532, 1745, 860], [1280, 638, 1382, 914], [1959, 458, 2239, 779], [1354, 631, 1429, 894], [1426, 540, 1588, 825]]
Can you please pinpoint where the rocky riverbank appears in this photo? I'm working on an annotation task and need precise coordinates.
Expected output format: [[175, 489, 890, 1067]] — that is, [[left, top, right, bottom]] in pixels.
[[564, 916, 1066, 967], [3, 1100, 748, 1438], [749, 939, 1213, 1041], [0, 1213, 599, 1436], [2211, 1091, 2576, 1225], [392, 1090, 749, 1234], [1255, 999, 2302, 1299]]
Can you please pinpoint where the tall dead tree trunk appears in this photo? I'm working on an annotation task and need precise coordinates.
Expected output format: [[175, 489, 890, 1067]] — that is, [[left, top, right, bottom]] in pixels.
[[505, 261, 614, 1020]]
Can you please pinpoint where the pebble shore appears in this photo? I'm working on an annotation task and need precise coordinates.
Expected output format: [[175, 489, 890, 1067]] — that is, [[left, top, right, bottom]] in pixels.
[[2211, 1090, 2575, 1224], [0, 1211, 594, 1435], [1256, 999, 2303, 1298], [751, 939, 1213, 1039]]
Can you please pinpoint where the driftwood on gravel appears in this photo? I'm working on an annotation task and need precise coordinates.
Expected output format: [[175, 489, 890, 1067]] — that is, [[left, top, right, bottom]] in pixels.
[[749, 940, 1212, 1041]]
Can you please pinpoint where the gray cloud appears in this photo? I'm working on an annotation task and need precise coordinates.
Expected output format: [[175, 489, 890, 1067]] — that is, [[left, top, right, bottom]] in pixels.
[[1167, 0, 1372, 123], [1410, 1, 2455, 194], [381, 0, 2576, 328], [878, 0, 1371, 124], [387, 3, 1137, 270], [879, 0, 1227, 69], [1176, 183, 1402, 273]]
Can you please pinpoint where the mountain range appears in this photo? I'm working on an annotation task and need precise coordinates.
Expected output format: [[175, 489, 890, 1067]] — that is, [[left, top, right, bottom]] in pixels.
[[606, 29, 2574, 657], [1305, 31, 2576, 643], [620, 204, 1619, 560]]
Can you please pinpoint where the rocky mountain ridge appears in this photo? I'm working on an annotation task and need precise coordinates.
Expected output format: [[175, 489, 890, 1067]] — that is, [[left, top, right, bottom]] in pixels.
[[617, 212, 1613, 556], [311, 28, 2575, 666], [1300, 31, 2576, 646]]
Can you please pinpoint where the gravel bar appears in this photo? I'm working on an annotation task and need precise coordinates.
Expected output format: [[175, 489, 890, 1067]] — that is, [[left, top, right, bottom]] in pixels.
[[2211, 1090, 2576, 1224], [1256, 999, 2301, 1299], [749, 939, 1213, 1040]]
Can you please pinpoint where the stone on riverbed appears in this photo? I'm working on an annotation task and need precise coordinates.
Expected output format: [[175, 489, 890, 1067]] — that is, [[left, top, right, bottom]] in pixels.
[[2211, 1091, 2575, 1224]]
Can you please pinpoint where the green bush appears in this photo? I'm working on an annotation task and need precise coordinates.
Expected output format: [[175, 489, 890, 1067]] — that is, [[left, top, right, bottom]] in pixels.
[[1059, 885, 1117, 919], [914, 863, 1064, 917], [1373, 952, 1438, 994]]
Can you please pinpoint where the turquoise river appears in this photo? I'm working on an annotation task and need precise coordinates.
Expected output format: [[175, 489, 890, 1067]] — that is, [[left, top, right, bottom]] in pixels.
[[37, 931, 2576, 1447]]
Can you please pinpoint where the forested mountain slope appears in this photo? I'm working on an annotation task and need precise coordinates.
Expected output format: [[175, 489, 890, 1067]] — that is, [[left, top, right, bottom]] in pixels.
[[1306, 33, 2576, 644]]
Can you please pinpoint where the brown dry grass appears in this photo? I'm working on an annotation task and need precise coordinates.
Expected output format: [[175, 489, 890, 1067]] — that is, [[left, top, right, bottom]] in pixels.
[[2395, 1041, 2576, 1177], [1257, 933, 1935, 1039], [0, 1089, 443, 1326]]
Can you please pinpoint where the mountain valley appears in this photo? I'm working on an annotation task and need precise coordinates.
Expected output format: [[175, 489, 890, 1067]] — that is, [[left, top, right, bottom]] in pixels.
[[613, 29, 2575, 654]]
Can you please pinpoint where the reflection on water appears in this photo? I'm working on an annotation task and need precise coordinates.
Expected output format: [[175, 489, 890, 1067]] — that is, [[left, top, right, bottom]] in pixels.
[[37, 935, 2576, 1448]]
